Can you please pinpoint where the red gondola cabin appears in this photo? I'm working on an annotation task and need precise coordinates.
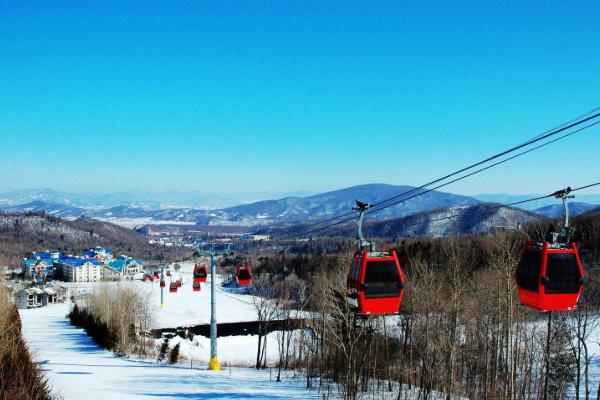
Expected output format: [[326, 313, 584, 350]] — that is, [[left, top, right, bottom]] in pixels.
[[176, 279, 182, 288], [236, 265, 252, 286], [160, 279, 165, 288], [193, 264, 208, 283], [515, 241, 584, 311], [347, 250, 405, 315], [169, 281, 178, 293], [193, 281, 201, 292]]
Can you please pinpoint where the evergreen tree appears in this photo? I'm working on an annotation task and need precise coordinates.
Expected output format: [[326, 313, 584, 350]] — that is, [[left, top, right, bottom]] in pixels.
[[157, 338, 169, 363], [169, 343, 180, 365]]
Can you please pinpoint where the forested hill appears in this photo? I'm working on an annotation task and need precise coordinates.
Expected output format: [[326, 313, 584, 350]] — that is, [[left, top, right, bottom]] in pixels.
[[0, 212, 191, 266]]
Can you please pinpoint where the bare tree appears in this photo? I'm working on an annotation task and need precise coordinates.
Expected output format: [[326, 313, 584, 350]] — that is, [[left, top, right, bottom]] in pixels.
[[251, 274, 279, 369]]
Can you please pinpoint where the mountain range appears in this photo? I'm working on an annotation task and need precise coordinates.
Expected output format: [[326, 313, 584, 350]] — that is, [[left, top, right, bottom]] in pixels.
[[0, 188, 313, 210], [306, 203, 539, 239], [0, 184, 479, 228], [0, 185, 598, 230]]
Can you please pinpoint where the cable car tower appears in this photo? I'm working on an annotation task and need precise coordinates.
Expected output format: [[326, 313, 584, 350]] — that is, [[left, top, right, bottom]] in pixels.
[[196, 241, 233, 371], [159, 265, 166, 308]]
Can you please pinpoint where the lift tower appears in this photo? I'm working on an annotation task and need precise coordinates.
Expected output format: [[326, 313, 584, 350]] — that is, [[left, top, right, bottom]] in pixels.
[[196, 241, 232, 371]]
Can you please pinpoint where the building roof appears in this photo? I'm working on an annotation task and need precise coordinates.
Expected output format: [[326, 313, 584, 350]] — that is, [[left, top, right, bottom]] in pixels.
[[23, 258, 53, 268], [107, 257, 143, 273], [107, 259, 126, 272], [20, 287, 45, 295], [94, 246, 113, 254], [60, 257, 102, 267]]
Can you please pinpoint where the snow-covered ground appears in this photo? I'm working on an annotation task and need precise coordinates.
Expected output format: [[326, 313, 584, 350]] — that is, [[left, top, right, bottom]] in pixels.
[[20, 302, 319, 400], [69, 262, 309, 329], [68, 262, 260, 329]]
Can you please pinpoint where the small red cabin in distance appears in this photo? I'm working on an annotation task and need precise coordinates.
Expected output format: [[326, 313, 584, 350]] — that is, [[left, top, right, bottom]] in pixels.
[[347, 250, 405, 315], [515, 241, 584, 311], [236, 265, 252, 286], [193, 264, 208, 283], [192, 281, 201, 292], [169, 281, 178, 293], [160, 279, 165, 288]]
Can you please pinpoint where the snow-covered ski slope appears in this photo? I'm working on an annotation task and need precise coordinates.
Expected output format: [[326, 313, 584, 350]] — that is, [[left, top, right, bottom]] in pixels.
[[20, 302, 318, 400], [68, 262, 264, 329]]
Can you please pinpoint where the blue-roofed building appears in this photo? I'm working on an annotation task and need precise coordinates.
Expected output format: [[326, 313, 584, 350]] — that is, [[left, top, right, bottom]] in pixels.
[[33, 251, 62, 261], [22, 257, 54, 280], [83, 250, 96, 258], [59, 257, 103, 282], [82, 246, 114, 262], [105, 256, 143, 277]]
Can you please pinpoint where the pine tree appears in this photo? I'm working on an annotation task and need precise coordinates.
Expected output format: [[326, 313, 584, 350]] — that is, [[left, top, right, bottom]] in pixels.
[[157, 338, 169, 363], [169, 343, 180, 365]]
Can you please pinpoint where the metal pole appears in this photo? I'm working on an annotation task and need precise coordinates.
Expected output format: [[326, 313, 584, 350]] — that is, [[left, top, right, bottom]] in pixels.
[[160, 266, 165, 309], [208, 250, 220, 370], [562, 196, 570, 229], [543, 311, 552, 400]]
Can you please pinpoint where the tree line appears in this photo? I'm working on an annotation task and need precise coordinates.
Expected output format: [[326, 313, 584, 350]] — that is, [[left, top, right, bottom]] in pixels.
[[242, 212, 600, 399]]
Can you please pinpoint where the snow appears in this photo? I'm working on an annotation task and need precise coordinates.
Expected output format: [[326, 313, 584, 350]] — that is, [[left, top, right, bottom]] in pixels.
[[88, 217, 197, 228], [167, 332, 286, 366], [66, 262, 261, 329], [19, 302, 319, 400]]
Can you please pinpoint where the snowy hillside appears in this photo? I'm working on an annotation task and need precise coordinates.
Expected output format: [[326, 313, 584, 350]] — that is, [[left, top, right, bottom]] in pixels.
[[19, 302, 318, 400]]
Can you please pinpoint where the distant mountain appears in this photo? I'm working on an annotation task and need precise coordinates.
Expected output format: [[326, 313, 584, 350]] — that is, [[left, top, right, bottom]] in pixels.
[[307, 204, 540, 239], [221, 184, 480, 225], [0, 184, 481, 228], [474, 193, 600, 211], [0, 188, 314, 210], [0, 200, 89, 218], [0, 213, 192, 266], [533, 202, 599, 218]]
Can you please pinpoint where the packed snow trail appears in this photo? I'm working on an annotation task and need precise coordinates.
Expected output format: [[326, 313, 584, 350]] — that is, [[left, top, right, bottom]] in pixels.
[[20, 303, 317, 400]]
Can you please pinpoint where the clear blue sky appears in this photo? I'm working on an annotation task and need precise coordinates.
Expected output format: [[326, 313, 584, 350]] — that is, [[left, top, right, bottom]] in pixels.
[[1, 1, 599, 195]]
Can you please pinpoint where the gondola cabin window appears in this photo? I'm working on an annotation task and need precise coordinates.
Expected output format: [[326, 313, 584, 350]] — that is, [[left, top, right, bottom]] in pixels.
[[545, 252, 583, 294], [516, 249, 542, 292], [238, 269, 250, 280], [364, 260, 402, 298]]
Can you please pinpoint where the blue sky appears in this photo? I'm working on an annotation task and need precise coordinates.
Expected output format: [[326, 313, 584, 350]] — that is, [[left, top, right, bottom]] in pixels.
[[1, 1, 599, 195]]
